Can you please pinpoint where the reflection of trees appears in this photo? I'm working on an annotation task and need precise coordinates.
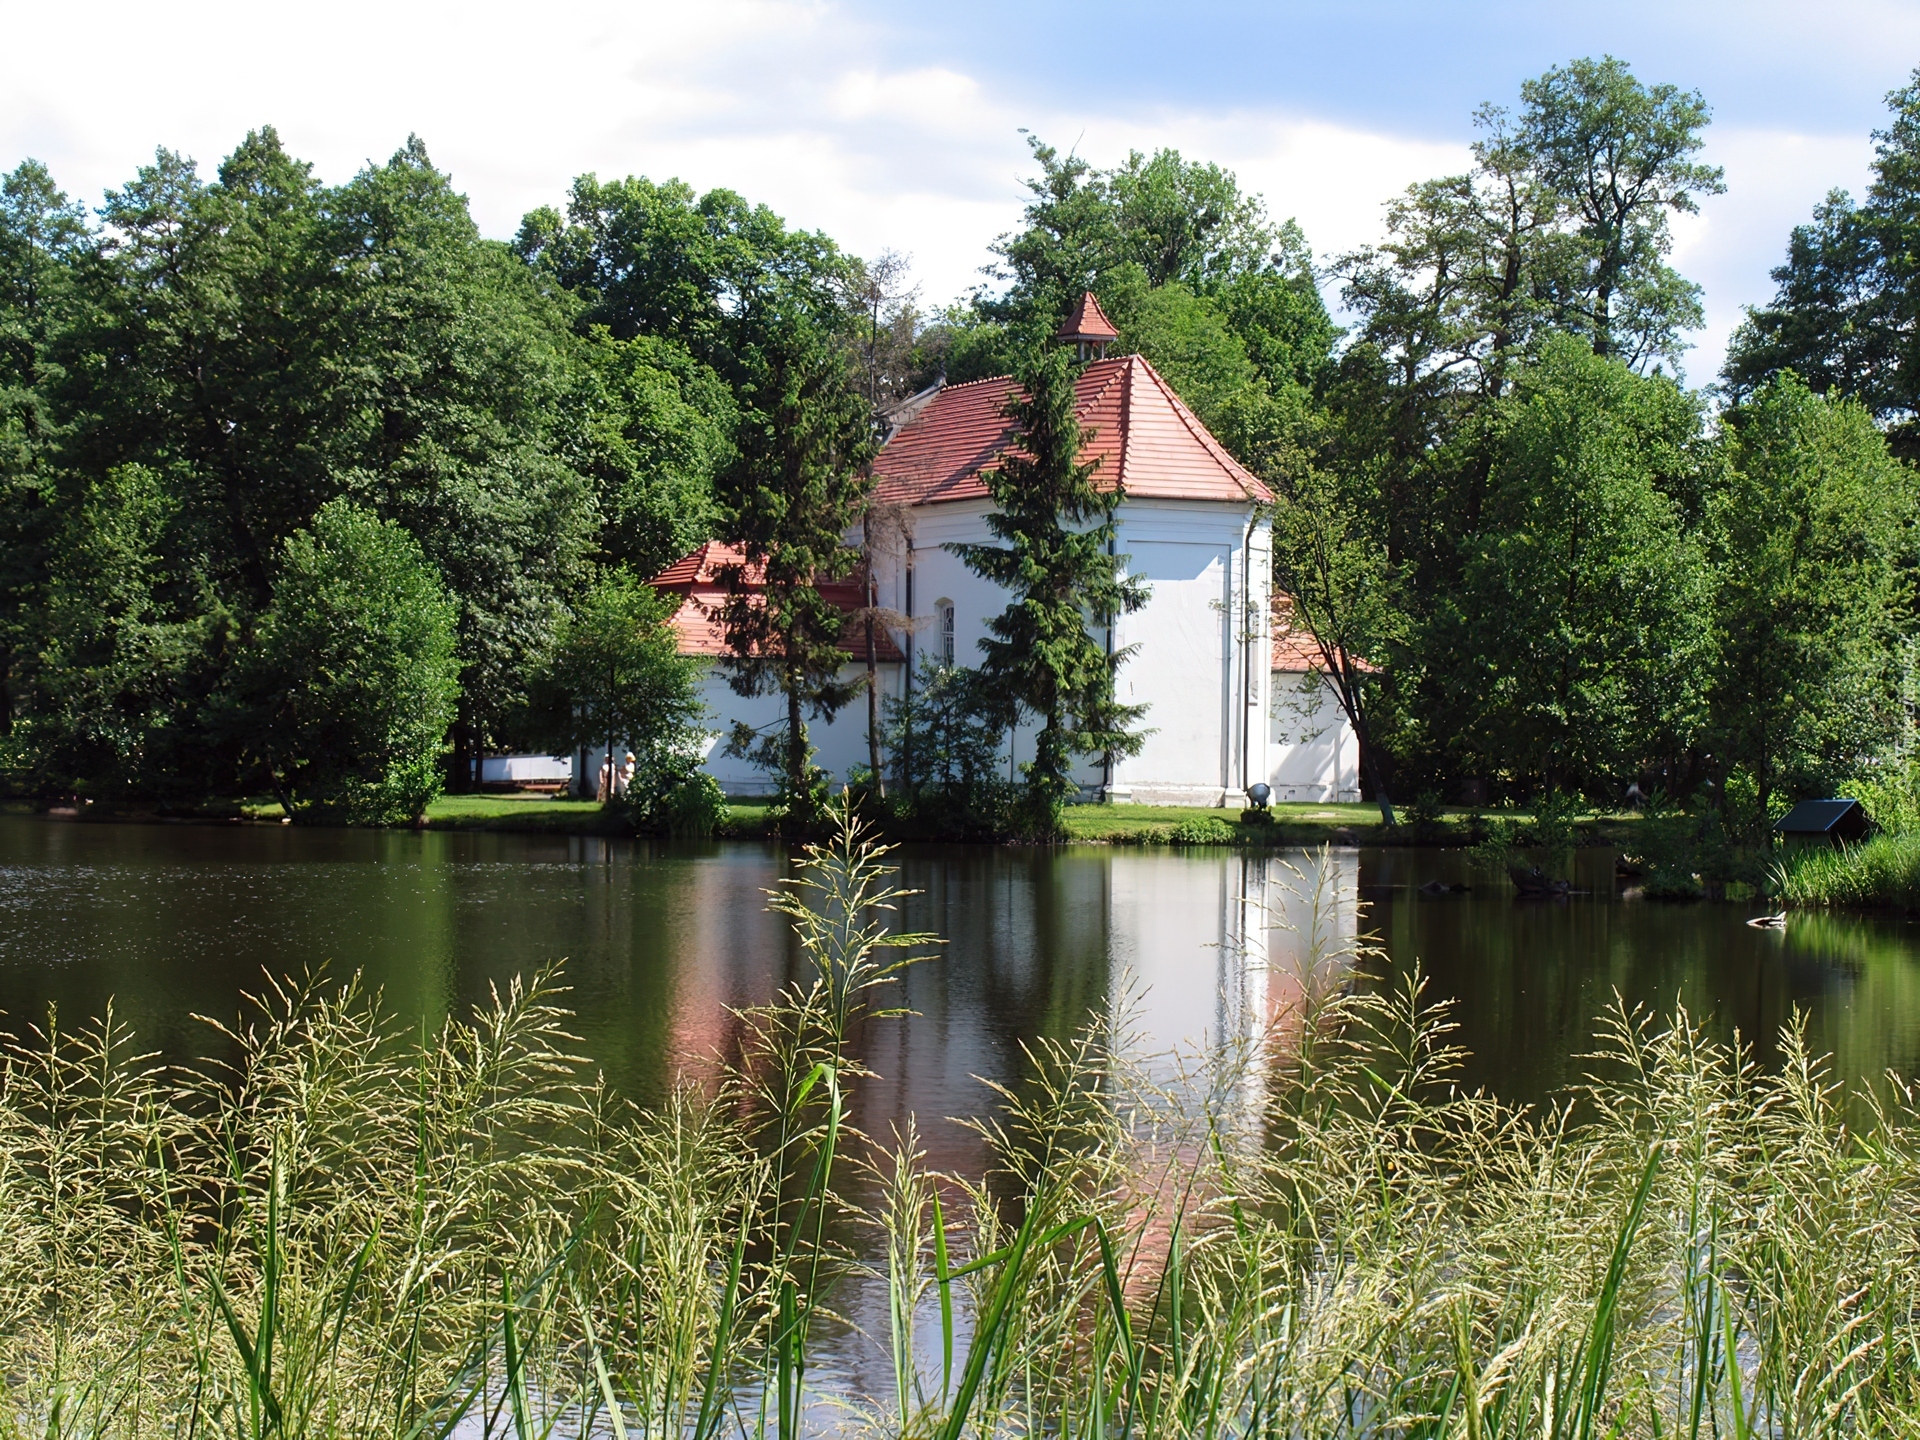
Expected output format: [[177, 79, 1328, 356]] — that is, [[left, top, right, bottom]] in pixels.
[[1353, 851, 1920, 1120]]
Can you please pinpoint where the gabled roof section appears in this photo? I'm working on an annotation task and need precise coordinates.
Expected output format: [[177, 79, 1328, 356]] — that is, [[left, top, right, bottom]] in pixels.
[[1055, 290, 1119, 343], [871, 353, 1271, 508], [1775, 798, 1871, 836], [647, 543, 901, 662]]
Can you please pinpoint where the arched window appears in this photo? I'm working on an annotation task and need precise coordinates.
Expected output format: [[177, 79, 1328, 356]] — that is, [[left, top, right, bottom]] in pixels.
[[938, 601, 956, 666]]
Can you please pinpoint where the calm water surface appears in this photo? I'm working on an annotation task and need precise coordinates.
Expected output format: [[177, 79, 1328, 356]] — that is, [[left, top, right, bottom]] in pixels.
[[8, 814, 1920, 1127]]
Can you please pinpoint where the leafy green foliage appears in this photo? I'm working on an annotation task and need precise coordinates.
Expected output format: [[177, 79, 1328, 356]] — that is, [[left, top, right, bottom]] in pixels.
[[523, 566, 708, 824], [12, 464, 222, 798], [1708, 374, 1916, 814], [1726, 69, 1920, 447], [879, 658, 1020, 839], [1446, 338, 1713, 794], [561, 331, 733, 575], [237, 500, 458, 824]]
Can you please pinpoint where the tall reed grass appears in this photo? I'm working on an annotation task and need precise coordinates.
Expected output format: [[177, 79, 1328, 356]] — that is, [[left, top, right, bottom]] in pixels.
[[3, 805, 1918, 1438], [1773, 832, 1920, 909]]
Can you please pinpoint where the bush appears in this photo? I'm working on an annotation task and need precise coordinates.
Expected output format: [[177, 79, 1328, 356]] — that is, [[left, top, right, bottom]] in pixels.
[[614, 768, 727, 838], [1849, 758, 1920, 835], [880, 659, 1026, 840], [1403, 789, 1447, 841], [1167, 815, 1236, 845], [238, 501, 459, 824]]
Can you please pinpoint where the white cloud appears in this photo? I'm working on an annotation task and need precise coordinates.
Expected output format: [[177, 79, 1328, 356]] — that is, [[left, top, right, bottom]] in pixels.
[[0, 0, 1882, 384], [1672, 127, 1875, 383]]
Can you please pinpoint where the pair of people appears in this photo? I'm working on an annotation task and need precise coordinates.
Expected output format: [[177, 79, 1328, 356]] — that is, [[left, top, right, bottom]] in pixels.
[[595, 750, 637, 803]]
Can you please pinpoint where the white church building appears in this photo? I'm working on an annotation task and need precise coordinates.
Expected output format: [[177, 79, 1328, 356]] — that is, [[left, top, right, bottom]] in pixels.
[[639, 293, 1361, 808]]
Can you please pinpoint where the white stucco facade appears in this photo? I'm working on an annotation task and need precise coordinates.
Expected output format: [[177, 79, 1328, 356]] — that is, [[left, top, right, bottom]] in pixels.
[[688, 660, 905, 798], [667, 495, 1303, 807], [1268, 669, 1362, 803]]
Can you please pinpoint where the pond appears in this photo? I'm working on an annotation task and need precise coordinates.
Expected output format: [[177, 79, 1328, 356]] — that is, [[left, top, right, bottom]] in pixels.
[[9, 816, 1919, 1117]]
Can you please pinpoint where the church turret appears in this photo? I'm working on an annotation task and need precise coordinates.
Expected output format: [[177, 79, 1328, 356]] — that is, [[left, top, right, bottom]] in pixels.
[[1054, 290, 1119, 362]]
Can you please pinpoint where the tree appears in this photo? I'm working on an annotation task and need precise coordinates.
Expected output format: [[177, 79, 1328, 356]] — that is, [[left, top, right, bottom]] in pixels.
[[0, 161, 89, 740], [325, 137, 596, 784], [15, 464, 216, 799], [1708, 374, 1915, 818], [30, 132, 602, 793], [1725, 71, 1920, 448], [951, 343, 1148, 834], [1446, 337, 1712, 796], [713, 287, 875, 808], [1268, 452, 1406, 825], [1517, 56, 1723, 365], [561, 330, 733, 576], [239, 500, 459, 824], [525, 567, 707, 805]]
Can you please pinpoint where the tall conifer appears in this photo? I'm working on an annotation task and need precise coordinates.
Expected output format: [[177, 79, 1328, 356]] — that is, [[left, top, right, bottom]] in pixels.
[[953, 343, 1147, 836], [714, 296, 875, 810]]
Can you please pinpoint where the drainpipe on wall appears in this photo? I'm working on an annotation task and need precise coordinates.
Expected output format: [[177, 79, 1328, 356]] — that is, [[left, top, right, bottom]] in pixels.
[[1104, 530, 1117, 802], [901, 540, 914, 790], [1240, 511, 1258, 799]]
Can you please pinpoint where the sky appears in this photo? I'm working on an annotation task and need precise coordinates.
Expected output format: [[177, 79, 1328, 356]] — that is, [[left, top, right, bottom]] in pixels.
[[4, 0, 1916, 383]]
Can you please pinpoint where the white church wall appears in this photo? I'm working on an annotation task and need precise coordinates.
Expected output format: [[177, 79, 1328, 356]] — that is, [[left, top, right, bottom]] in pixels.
[[690, 660, 904, 797], [1267, 670, 1361, 802], [1107, 502, 1269, 807], [862, 497, 1271, 807]]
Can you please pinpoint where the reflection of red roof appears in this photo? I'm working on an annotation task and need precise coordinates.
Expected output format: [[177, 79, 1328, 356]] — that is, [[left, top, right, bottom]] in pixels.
[[1271, 594, 1376, 674], [1055, 290, 1119, 343], [872, 354, 1272, 509], [648, 542, 902, 662]]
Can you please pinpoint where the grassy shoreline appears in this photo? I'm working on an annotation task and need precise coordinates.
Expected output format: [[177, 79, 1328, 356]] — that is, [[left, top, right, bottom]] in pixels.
[[1773, 832, 1920, 910], [23, 791, 1653, 849]]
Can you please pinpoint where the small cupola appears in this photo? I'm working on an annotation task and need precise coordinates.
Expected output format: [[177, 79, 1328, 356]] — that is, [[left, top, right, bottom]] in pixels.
[[1054, 290, 1119, 362]]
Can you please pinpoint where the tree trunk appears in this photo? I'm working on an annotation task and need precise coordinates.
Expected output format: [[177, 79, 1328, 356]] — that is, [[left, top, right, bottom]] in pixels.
[[448, 718, 474, 793], [866, 612, 884, 798], [787, 683, 806, 800]]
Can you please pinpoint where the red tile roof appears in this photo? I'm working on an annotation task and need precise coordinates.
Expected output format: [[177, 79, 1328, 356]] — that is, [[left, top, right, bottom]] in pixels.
[[648, 541, 902, 662], [871, 354, 1272, 509], [1055, 290, 1119, 343], [1271, 594, 1376, 674]]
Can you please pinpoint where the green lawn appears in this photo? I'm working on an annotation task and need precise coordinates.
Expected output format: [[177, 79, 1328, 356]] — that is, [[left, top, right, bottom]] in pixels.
[[78, 792, 1640, 849], [411, 793, 1643, 847], [423, 792, 618, 832], [1058, 800, 1376, 844]]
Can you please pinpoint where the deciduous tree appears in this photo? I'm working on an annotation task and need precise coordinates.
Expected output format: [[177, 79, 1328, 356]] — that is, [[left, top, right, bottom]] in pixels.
[[239, 500, 459, 824], [1709, 374, 1916, 817]]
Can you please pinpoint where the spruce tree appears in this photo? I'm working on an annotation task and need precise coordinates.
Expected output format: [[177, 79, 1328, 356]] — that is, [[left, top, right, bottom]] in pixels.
[[953, 343, 1148, 836], [714, 295, 875, 810]]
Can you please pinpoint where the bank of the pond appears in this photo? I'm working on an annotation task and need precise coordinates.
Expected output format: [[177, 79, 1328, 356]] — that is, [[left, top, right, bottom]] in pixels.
[[1775, 832, 1920, 910], [16, 792, 1651, 850], [416, 793, 1649, 849]]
